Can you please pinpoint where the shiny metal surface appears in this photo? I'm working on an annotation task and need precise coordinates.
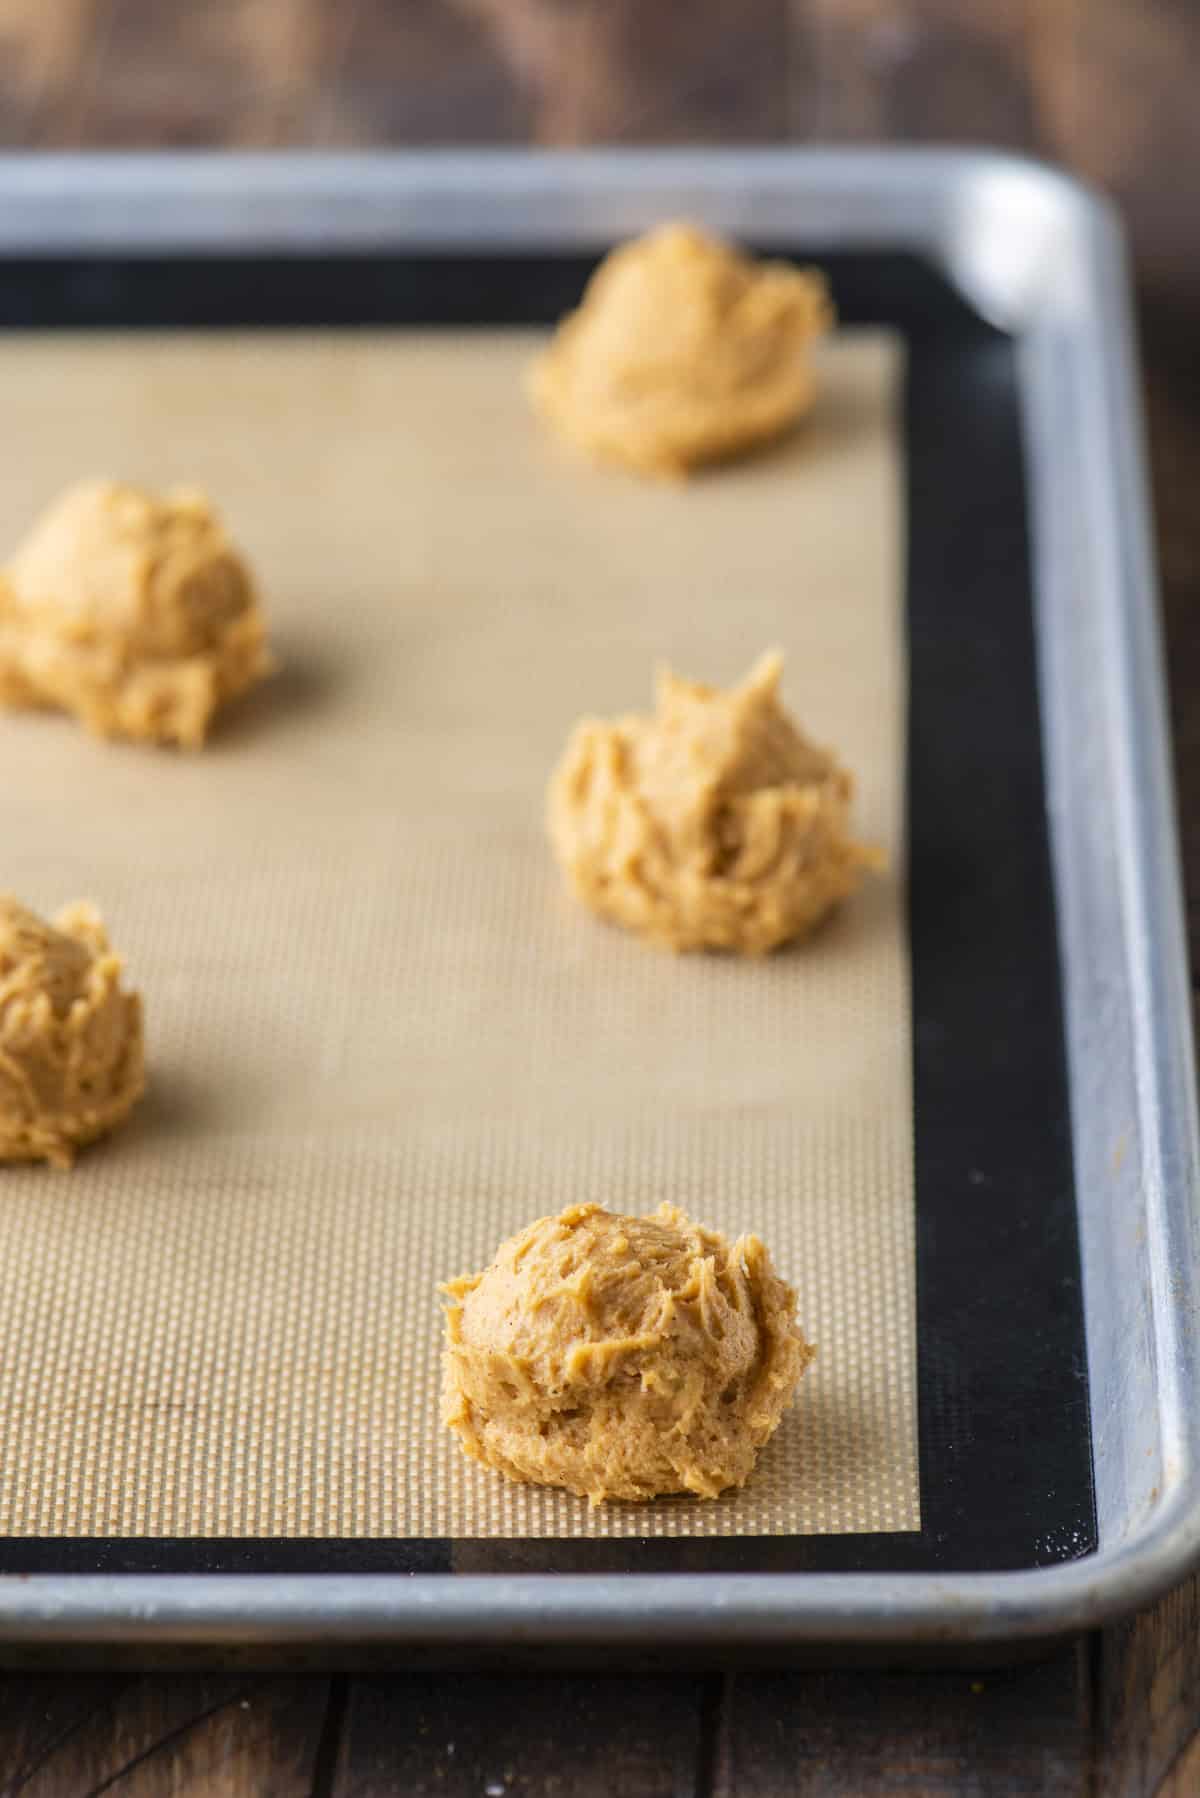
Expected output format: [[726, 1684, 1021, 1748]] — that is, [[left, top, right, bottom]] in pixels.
[[0, 147, 1194, 1651]]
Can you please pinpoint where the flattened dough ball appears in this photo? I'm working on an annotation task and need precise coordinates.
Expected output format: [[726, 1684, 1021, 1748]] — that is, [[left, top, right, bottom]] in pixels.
[[442, 1203, 814, 1505], [0, 896, 144, 1168], [548, 651, 879, 955], [0, 480, 272, 747], [528, 222, 832, 477]]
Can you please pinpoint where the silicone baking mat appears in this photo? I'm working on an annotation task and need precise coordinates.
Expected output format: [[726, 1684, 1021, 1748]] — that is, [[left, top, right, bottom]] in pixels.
[[0, 324, 917, 1543], [0, 242, 1101, 1575]]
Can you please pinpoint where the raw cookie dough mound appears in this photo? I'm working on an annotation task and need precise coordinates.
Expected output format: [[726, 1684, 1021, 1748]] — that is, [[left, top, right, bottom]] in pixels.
[[548, 651, 879, 955], [0, 480, 272, 747], [0, 896, 144, 1168], [442, 1202, 814, 1505], [528, 222, 832, 477]]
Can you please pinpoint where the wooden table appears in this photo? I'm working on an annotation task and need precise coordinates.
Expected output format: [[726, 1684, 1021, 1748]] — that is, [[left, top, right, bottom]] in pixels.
[[1, 2, 1199, 1790]]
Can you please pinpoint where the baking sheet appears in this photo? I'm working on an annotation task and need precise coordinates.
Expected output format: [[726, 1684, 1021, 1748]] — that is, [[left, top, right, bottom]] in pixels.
[[0, 326, 916, 1539]]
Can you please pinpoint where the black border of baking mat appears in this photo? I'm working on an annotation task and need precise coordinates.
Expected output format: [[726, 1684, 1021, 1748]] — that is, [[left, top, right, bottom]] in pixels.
[[0, 248, 1096, 1576]]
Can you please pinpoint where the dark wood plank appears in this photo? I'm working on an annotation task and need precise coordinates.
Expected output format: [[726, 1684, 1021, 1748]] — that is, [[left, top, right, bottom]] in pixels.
[[33, 0, 526, 148], [0, 0, 112, 148], [0, 0, 796, 149], [0, 1674, 128, 1797], [1158, 1725, 1200, 1798], [802, 0, 1039, 146], [0, 1674, 333, 1796], [1094, 1574, 1200, 1797], [52, 0, 317, 147], [1031, 0, 1200, 294], [716, 1647, 1093, 1795], [332, 1672, 714, 1798], [460, 0, 793, 146], [312, 0, 531, 146]]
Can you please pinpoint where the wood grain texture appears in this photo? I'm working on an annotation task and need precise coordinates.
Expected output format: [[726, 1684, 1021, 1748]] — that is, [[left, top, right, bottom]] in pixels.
[[1093, 1521, 1200, 1792], [314, 0, 531, 146], [77, 0, 328, 147], [0, 1673, 127, 1797], [806, 0, 1040, 146], [331, 1672, 716, 1797], [0, 0, 110, 147], [1031, 0, 1200, 293], [0, 1673, 333, 1796], [459, 0, 792, 145], [68, 0, 533, 147], [1157, 1727, 1200, 1798], [715, 1651, 1093, 1796]]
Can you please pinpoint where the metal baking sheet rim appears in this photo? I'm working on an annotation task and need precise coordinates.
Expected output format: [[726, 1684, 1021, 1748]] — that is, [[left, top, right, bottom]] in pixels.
[[0, 146, 1196, 1651]]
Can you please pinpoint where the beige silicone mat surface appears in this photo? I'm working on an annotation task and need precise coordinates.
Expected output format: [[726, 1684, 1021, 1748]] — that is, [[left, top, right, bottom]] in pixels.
[[0, 326, 916, 1539]]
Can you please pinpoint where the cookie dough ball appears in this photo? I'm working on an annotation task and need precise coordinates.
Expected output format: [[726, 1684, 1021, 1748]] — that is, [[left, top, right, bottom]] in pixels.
[[528, 222, 832, 478], [0, 480, 272, 747], [0, 896, 144, 1167], [442, 1202, 813, 1505], [548, 651, 878, 955]]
